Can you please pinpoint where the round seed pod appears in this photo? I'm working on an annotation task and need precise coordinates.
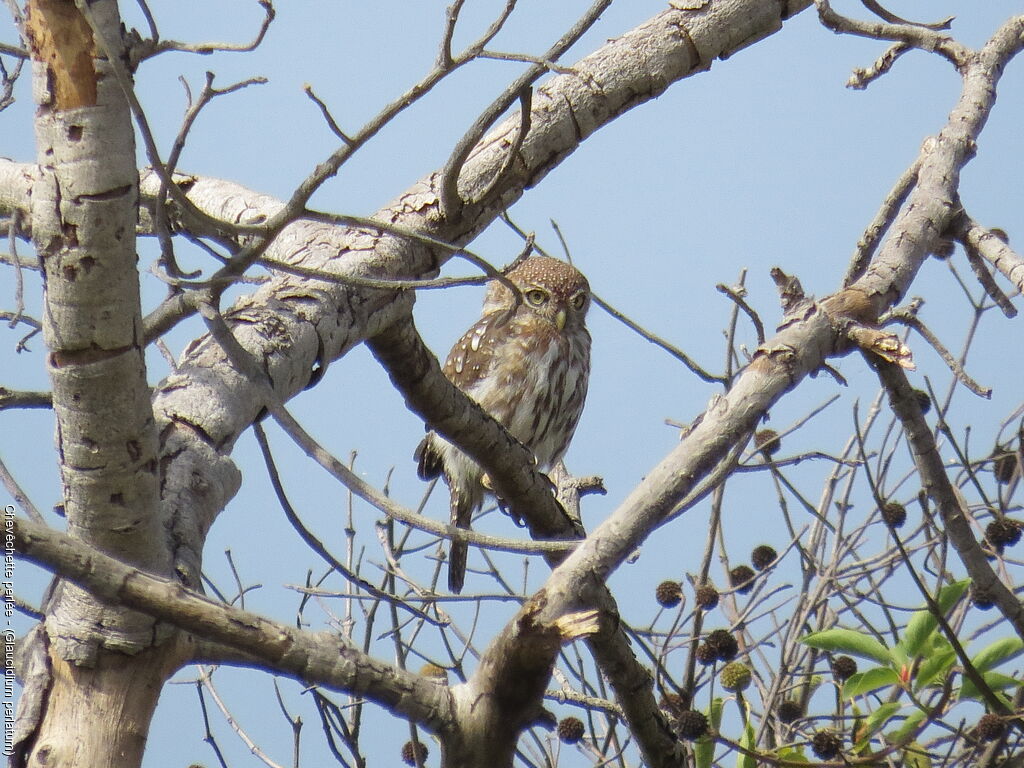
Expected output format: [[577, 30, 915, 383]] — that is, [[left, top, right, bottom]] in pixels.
[[777, 699, 802, 724], [557, 716, 585, 745], [695, 642, 718, 666], [676, 709, 709, 740], [811, 729, 842, 760], [881, 502, 907, 529], [831, 655, 858, 682], [720, 662, 752, 692], [655, 580, 683, 608], [401, 740, 428, 766], [706, 629, 739, 662], [912, 389, 932, 414], [993, 452, 1017, 484], [755, 429, 782, 457], [986, 518, 1022, 549], [976, 713, 1006, 741], [660, 691, 690, 719], [971, 582, 996, 610], [730, 565, 756, 594], [695, 583, 720, 610], [751, 545, 777, 571]]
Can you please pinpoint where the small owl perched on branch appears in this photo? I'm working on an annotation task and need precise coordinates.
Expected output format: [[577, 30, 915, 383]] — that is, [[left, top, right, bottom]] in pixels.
[[416, 256, 592, 593]]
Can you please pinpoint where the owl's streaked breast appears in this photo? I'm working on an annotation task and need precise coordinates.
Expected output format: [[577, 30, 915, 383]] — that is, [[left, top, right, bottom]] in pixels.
[[463, 313, 590, 470]]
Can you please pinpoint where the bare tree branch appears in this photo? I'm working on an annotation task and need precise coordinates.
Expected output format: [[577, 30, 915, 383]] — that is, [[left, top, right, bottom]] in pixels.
[[870, 359, 1024, 640], [11, 515, 454, 731]]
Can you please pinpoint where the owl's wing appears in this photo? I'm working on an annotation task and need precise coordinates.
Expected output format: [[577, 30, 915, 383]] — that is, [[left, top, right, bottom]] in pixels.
[[414, 433, 443, 481], [415, 314, 504, 480], [441, 312, 504, 392]]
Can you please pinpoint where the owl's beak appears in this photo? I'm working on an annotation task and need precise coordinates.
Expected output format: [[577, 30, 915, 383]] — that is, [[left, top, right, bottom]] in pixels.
[[555, 308, 567, 330]]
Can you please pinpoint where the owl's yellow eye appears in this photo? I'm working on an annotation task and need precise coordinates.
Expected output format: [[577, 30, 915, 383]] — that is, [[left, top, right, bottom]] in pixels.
[[570, 292, 587, 311], [525, 289, 548, 306]]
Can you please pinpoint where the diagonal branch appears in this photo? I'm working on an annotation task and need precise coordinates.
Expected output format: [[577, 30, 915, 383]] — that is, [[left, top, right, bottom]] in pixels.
[[144, 10, 1024, 765], [132, 0, 818, 624], [438, 0, 611, 218], [11, 515, 455, 732], [367, 316, 687, 766], [952, 211, 1024, 295], [366, 318, 581, 544], [506, 9, 1024, 750], [870, 359, 1024, 641]]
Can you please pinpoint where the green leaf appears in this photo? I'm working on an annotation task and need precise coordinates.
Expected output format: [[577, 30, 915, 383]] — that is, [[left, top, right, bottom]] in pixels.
[[776, 747, 808, 764], [801, 629, 892, 665], [960, 670, 1024, 701], [887, 709, 928, 742], [735, 694, 749, 727], [936, 579, 970, 610], [897, 580, 969, 659], [856, 702, 903, 749], [696, 699, 724, 768], [913, 649, 956, 692], [971, 637, 1024, 673], [924, 632, 954, 657], [843, 667, 901, 699], [695, 733, 714, 768], [708, 697, 724, 730], [737, 718, 756, 768], [902, 742, 934, 768]]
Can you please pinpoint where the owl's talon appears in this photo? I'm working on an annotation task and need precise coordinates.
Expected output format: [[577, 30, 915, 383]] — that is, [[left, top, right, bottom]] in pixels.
[[498, 497, 526, 527]]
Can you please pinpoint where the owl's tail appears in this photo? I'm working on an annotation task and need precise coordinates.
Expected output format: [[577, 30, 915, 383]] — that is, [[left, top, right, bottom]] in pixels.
[[448, 495, 472, 594], [448, 539, 468, 594]]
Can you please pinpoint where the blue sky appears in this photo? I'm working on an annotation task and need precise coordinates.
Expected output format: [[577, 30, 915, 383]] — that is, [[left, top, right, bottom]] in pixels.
[[3, 1, 1023, 766]]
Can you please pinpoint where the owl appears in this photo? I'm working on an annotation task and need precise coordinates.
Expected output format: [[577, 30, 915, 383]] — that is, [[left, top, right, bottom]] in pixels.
[[416, 256, 592, 593]]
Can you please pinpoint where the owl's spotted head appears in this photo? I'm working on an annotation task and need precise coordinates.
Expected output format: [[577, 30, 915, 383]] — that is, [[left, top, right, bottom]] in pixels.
[[483, 256, 591, 331]]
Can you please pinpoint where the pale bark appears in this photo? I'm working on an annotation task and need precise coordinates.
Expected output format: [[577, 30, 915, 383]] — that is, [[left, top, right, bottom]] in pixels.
[[515, 8, 1024, 703], [130, 6, 813, 765], [26, 2, 1024, 767], [12, 515, 454, 731], [16, 1, 177, 765]]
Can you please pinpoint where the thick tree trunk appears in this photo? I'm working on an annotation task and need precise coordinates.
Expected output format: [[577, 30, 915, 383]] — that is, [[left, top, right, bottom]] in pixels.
[[15, 1, 176, 765], [24, 646, 182, 767]]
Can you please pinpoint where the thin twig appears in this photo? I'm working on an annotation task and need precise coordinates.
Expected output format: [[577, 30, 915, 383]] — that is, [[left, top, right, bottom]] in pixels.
[[134, 0, 275, 62], [302, 84, 353, 145], [952, 211, 1024, 295], [0, 453, 44, 522], [847, 41, 911, 89], [438, 0, 612, 218], [253, 421, 441, 624], [0, 41, 28, 59], [199, 666, 289, 768], [961, 235, 1017, 318], [478, 50, 576, 74], [814, 0, 969, 69], [843, 160, 919, 287], [437, 0, 468, 69], [474, 85, 533, 207], [716, 281, 765, 344], [504, 213, 725, 383], [6, 211, 24, 328], [0, 311, 39, 331], [593, 294, 726, 385], [858, 0, 953, 30], [881, 309, 991, 398]]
